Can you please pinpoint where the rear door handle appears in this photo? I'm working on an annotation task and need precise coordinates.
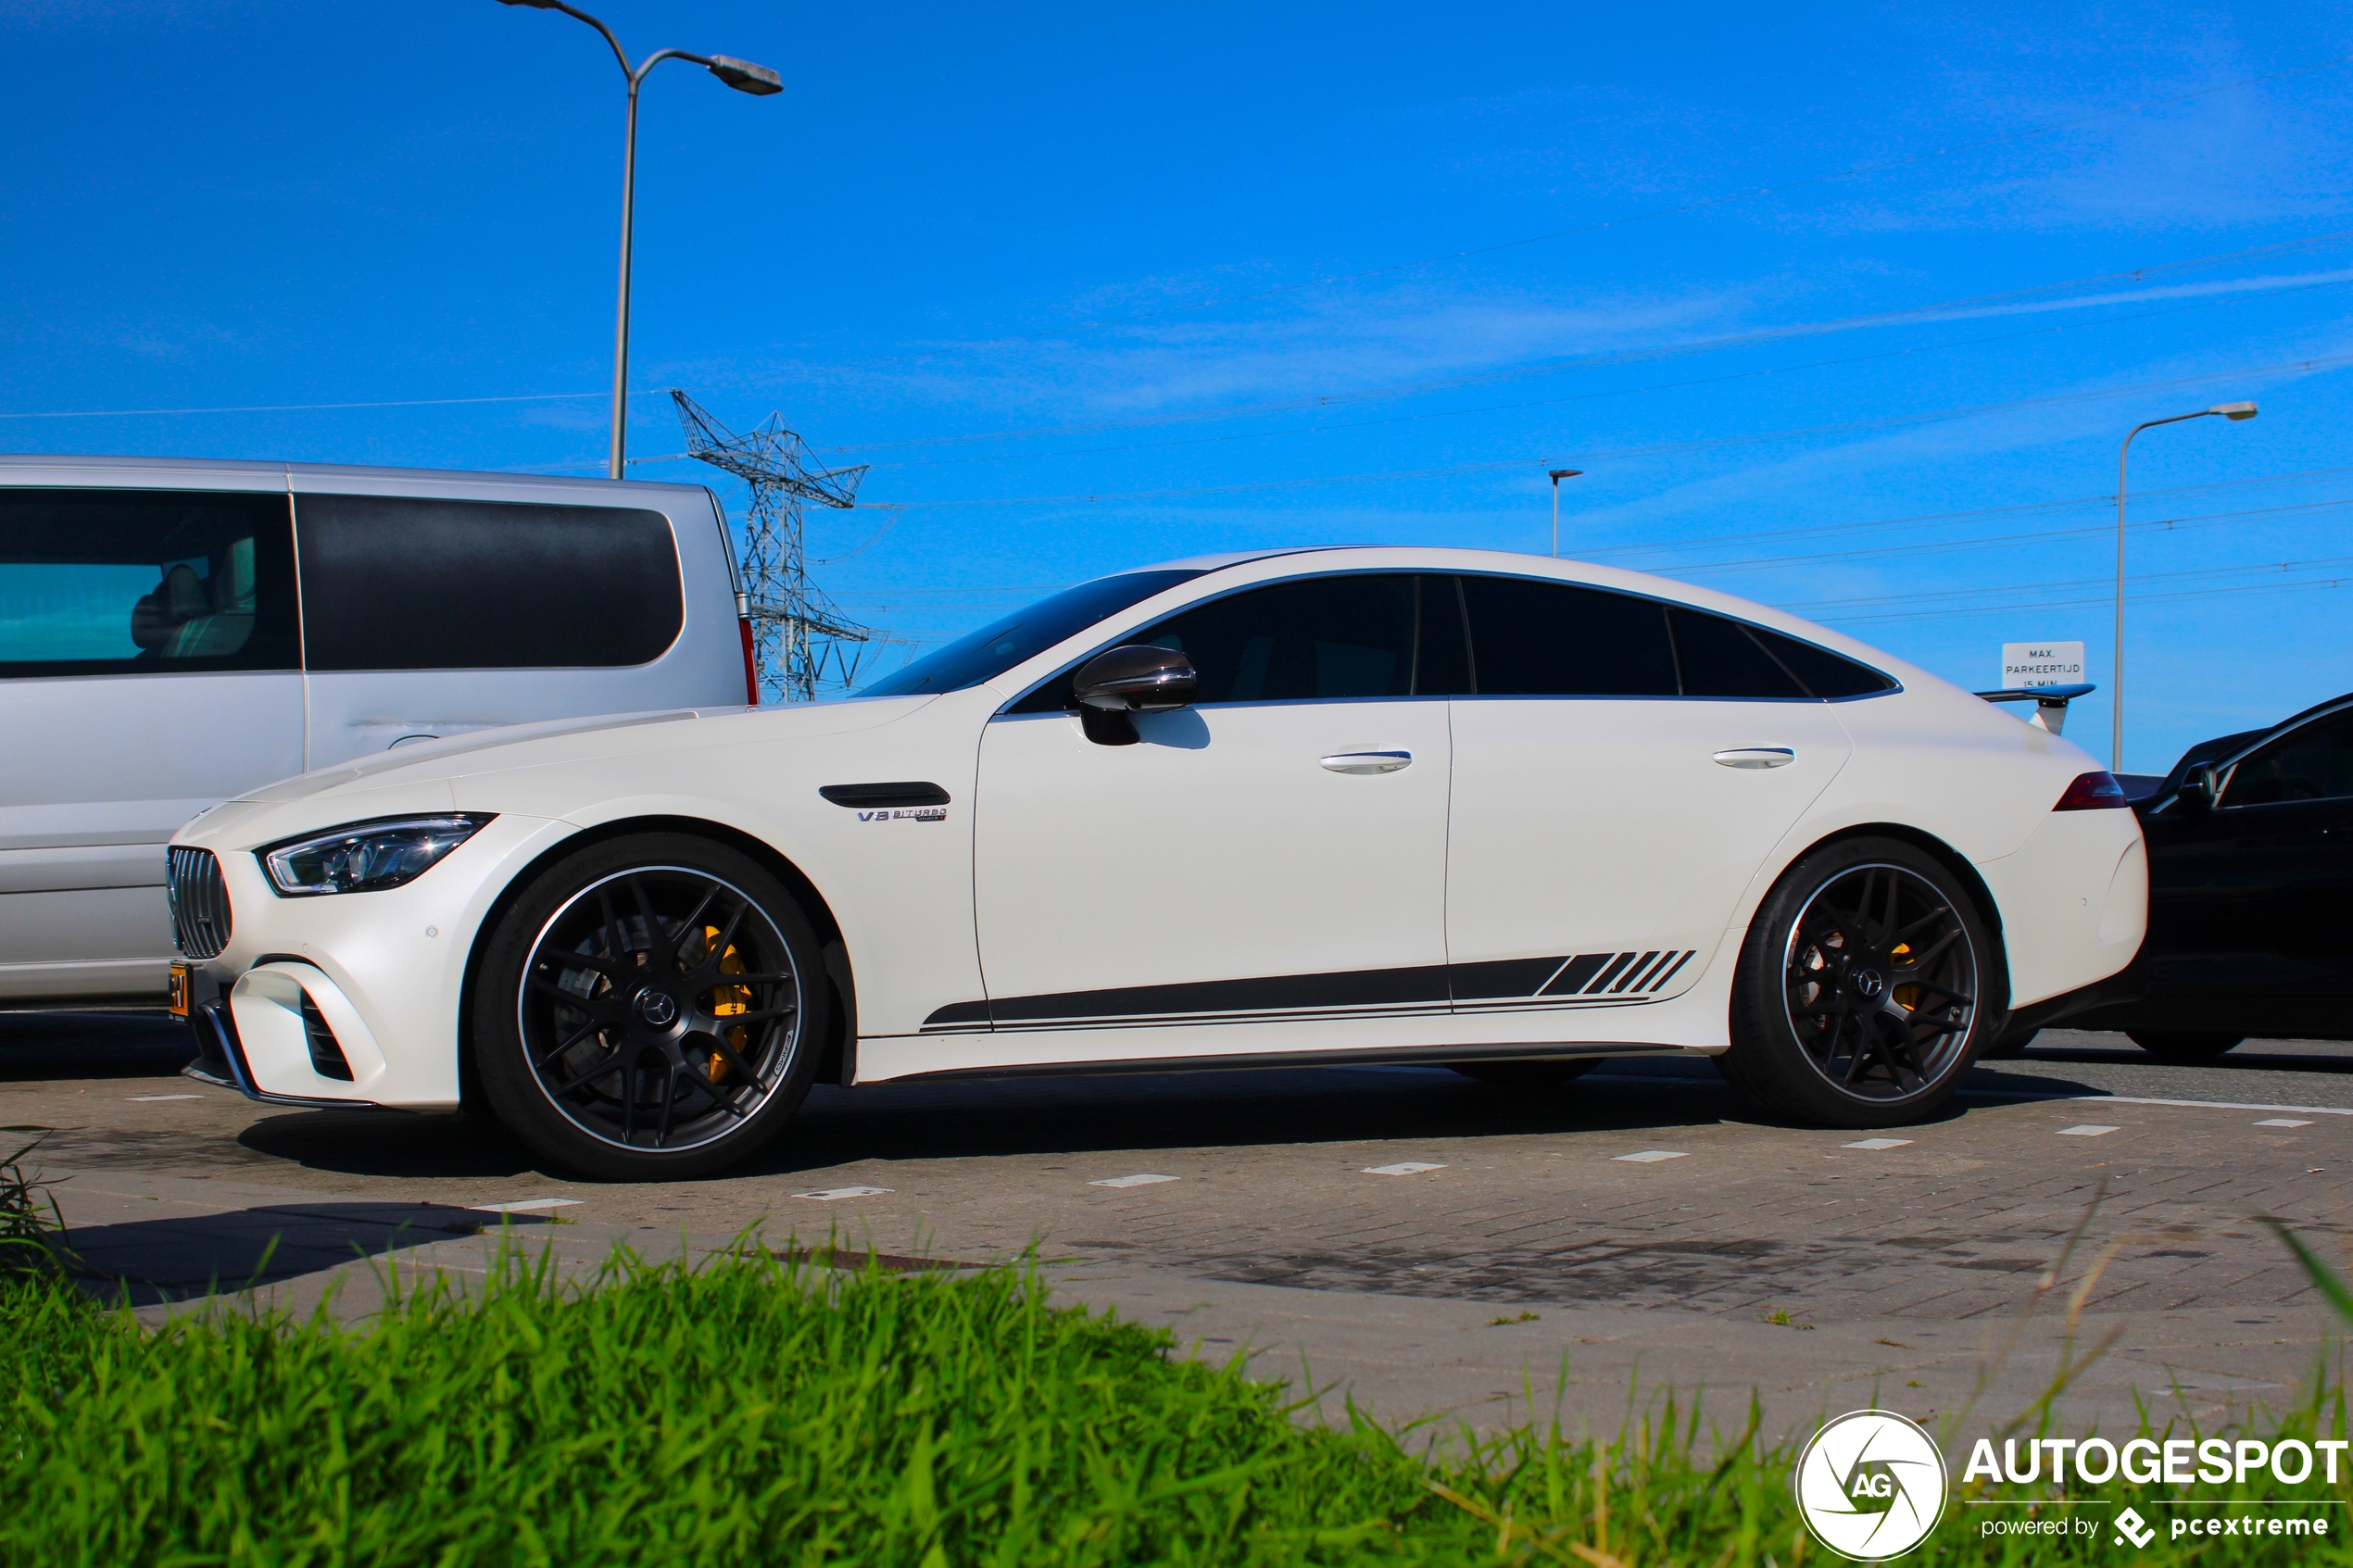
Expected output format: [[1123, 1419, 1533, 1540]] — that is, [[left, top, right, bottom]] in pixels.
[[1713, 748, 1794, 770], [1321, 750, 1413, 774]]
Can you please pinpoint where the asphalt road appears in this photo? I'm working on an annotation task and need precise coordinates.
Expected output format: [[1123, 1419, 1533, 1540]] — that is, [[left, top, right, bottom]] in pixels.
[[5, 1013, 2347, 1441]]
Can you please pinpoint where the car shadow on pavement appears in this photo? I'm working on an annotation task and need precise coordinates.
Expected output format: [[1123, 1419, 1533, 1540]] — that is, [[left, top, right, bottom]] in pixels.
[[63, 1200, 542, 1308], [0, 1010, 196, 1081], [237, 1109, 544, 1180], [730, 1063, 1811, 1177]]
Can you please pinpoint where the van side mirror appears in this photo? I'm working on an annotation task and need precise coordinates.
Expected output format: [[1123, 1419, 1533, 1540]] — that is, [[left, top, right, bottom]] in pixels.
[[1072, 646, 1198, 713]]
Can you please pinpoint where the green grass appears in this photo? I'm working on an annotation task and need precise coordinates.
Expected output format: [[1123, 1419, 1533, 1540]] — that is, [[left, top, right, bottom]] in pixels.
[[0, 1240, 2347, 1566]]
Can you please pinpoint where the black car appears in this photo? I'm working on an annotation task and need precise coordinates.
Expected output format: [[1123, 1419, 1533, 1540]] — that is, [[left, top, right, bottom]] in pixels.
[[2065, 690, 2353, 1058]]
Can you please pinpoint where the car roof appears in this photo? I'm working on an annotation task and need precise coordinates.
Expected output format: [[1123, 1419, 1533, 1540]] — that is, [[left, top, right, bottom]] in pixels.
[[0, 452, 711, 498], [2166, 689, 2353, 784]]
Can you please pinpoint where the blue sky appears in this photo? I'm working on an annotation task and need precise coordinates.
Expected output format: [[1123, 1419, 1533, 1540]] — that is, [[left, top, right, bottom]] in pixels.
[[5, 1, 2352, 770]]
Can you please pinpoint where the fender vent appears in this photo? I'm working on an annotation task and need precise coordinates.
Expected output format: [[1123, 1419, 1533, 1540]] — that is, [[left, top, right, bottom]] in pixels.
[[299, 993, 354, 1082], [818, 782, 950, 809]]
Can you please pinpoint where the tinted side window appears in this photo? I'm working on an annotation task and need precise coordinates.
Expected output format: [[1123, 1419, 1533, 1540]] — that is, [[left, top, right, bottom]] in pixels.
[[1747, 627, 1896, 698], [2221, 710, 2353, 807], [1459, 576, 1678, 696], [0, 488, 300, 678], [1668, 608, 1809, 699], [296, 495, 683, 671], [1132, 574, 1416, 703]]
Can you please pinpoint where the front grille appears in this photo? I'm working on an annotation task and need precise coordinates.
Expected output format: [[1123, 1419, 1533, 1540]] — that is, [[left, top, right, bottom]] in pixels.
[[166, 847, 232, 960]]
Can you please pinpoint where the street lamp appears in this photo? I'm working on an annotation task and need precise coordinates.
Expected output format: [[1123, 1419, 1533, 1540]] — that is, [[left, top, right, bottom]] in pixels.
[[495, 0, 782, 480], [2113, 401, 2257, 771], [1548, 468, 1583, 558]]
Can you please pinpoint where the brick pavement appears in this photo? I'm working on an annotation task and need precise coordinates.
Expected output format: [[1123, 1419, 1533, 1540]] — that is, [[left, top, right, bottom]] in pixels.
[[6, 1016, 2348, 1439]]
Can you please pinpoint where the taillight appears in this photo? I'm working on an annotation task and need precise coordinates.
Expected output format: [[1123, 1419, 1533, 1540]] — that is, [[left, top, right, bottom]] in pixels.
[[2053, 771, 2128, 810], [738, 616, 760, 707]]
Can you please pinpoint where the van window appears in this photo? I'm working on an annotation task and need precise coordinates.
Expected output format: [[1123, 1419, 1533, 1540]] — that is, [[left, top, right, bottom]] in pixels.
[[0, 488, 300, 677], [296, 494, 684, 671]]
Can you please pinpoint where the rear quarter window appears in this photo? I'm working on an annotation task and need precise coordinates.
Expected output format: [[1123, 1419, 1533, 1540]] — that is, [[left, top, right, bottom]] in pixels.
[[296, 494, 684, 671]]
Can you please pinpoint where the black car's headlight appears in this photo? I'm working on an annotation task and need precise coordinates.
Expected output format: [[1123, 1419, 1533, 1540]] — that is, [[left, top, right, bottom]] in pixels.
[[258, 814, 495, 897]]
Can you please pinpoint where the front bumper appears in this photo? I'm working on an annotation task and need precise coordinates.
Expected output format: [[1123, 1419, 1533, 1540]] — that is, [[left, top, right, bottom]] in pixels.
[[185, 997, 378, 1110]]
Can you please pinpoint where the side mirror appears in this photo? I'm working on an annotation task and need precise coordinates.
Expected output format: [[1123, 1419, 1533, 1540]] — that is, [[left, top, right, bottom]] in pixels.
[[2180, 764, 2221, 812], [1071, 646, 1198, 713]]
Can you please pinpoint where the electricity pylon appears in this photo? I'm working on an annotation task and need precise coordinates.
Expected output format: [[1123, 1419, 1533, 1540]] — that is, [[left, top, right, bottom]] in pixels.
[[671, 389, 872, 702]]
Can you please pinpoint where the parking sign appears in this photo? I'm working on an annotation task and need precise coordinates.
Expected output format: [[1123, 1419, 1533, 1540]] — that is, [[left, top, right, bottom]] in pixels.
[[2001, 641, 2084, 689]]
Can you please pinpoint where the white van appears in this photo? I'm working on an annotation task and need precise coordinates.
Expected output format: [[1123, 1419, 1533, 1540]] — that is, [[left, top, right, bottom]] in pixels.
[[0, 455, 755, 1008]]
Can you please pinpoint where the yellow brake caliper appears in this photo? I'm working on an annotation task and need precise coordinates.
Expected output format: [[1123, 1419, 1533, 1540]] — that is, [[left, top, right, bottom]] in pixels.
[[703, 924, 753, 1081], [1890, 941, 1919, 1011]]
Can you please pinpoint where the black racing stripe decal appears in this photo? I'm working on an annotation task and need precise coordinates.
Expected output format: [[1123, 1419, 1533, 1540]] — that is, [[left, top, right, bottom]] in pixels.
[[1647, 950, 1694, 993], [1450, 956, 1571, 1001], [921, 949, 1703, 1033], [1541, 954, 1613, 996], [819, 781, 951, 809], [1610, 951, 1663, 994], [926, 963, 1451, 1030], [1581, 953, 1639, 995]]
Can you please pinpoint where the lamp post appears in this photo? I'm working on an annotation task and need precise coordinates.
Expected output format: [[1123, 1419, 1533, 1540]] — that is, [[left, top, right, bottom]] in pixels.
[[495, 0, 781, 480], [2113, 401, 2257, 771], [1548, 468, 1582, 558]]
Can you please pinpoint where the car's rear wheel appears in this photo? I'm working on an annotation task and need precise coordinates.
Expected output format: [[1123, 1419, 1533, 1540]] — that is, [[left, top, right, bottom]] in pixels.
[[1717, 837, 1990, 1128], [472, 834, 826, 1181], [1449, 1059, 1600, 1088], [2127, 1030, 2244, 1060]]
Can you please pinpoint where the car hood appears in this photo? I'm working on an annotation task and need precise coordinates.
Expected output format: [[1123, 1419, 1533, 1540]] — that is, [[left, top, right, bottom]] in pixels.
[[235, 696, 937, 806]]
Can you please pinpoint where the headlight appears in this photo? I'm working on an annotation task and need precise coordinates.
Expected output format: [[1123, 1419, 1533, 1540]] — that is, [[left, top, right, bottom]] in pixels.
[[258, 815, 494, 897]]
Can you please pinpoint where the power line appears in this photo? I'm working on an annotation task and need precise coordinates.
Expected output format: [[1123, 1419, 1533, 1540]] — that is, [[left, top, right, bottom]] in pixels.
[[961, 50, 2353, 341], [1814, 572, 2351, 626], [862, 350, 2353, 510], [827, 233, 2353, 455]]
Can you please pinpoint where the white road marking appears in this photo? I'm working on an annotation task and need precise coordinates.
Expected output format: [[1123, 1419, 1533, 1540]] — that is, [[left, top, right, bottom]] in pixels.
[[2057, 1124, 2120, 1137], [127, 1094, 203, 1102], [794, 1185, 892, 1200], [2256, 1118, 2315, 1128], [1089, 1173, 1178, 1187], [1843, 1137, 1914, 1149], [472, 1198, 583, 1213], [1962, 1089, 2353, 1117], [1587, 1071, 2353, 1119], [1614, 1150, 1689, 1163], [1363, 1161, 1447, 1176]]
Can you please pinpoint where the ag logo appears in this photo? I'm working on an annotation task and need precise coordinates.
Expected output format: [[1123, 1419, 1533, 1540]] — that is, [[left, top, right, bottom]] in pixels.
[[2113, 1507, 2156, 1549], [1794, 1410, 1947, 1560]]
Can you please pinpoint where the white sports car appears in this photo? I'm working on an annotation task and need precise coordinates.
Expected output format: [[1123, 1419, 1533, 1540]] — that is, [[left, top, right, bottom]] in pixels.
[[166, 547, 2146, 1180]]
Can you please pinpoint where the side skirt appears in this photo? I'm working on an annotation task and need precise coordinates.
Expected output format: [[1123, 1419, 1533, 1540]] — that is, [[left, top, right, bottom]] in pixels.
[[862, 1037, 1695, 1085]]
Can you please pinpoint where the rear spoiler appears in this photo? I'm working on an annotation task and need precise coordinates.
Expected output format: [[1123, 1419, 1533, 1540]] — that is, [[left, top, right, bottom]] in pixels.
[[1975, 683, 2095, 736]]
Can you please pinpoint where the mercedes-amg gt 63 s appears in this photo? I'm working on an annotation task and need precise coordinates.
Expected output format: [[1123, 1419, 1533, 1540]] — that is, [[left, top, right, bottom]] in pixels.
[[167, 547, 2147, 1180]]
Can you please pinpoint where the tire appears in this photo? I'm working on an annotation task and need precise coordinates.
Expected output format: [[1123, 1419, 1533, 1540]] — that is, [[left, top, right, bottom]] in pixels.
[[1716, 836, 1992, 1128], [472, 833, 828, 1181], [1449, 1059, 1600, 1088], [2127, 1030, 2244, 1060]]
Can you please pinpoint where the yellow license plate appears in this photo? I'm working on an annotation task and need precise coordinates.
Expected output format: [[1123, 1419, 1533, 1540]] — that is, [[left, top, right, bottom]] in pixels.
[[167, 962, 191, 1019]]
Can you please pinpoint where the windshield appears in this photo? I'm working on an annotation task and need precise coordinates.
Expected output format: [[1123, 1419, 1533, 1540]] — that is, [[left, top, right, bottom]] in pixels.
[[855, 569, 1205, 699]]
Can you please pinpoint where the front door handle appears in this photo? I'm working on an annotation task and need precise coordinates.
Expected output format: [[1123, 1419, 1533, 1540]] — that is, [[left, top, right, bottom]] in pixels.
[[1713, 747, 1794, 770], [1321, 750, 1413, 774]]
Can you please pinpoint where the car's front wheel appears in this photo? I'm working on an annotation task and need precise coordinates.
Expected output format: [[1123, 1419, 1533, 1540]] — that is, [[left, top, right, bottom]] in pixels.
[[1716, 837, 1990, 1128], [472, 834, 827, 1181]]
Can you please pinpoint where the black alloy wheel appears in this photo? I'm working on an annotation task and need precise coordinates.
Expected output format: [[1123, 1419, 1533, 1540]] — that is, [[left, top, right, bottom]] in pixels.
[[474, 834, 827, 1180], [1718, 837, 1991, 1127], [1449, 1059, 1600, 1088], [2127, 1030, 2244, 1060]]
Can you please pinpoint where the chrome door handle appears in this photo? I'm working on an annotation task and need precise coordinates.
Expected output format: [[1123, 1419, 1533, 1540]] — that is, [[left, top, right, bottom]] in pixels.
[[1320, 750, 1413, 774], [1713, 748, 1794, 769]]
